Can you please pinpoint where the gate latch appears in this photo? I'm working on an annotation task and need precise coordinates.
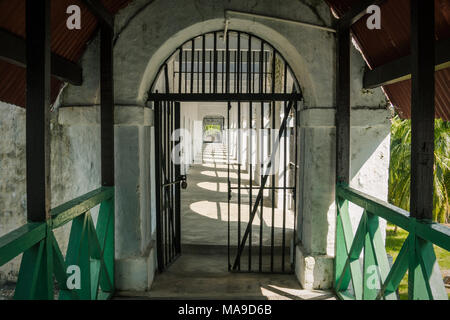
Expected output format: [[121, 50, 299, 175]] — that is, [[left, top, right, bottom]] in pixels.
[[162, 175, 187, 189], [180, 175, 187, 189]]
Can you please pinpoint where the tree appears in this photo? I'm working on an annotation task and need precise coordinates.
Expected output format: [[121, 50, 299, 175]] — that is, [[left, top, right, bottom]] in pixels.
[[388, 116, 450, 224]]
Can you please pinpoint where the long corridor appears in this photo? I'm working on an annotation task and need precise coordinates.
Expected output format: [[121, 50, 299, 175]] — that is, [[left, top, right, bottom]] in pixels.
[[113, 142, 336, 300], [181, 142, 295, 251], [114, 142, 337, 300]]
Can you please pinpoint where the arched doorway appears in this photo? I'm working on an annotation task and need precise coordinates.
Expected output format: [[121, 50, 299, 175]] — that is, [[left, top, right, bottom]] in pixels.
[[148, 30, 302, 275]]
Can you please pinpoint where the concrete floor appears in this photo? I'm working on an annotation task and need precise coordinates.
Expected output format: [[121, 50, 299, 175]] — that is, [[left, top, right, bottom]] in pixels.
[[181, 143, 295, 249], [116, 251, 336, 300]]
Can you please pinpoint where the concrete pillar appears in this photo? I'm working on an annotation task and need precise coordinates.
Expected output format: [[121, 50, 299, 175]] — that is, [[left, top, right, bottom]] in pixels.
[[294, 108, 391, 290], [59, 105, 157, 291], [115, 106, 156, 291]]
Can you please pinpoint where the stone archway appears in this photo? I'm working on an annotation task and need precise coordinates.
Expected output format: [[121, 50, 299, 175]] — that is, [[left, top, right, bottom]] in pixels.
[[59, 0, 390, 292]]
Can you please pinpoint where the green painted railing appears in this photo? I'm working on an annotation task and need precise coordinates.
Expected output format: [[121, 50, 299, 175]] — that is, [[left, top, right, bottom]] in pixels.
[[335, 184, 450, 300], [0, 187, 114, 300]]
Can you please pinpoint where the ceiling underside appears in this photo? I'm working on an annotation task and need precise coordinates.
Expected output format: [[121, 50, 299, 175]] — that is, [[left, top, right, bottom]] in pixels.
[[0, 0, 130, 107], [326, 0, 450, 120]]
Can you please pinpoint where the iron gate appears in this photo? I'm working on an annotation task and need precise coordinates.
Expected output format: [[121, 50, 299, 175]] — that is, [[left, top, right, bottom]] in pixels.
[[148, 30, 302, 274], [154, 100, 182, 272], [227, 98, 299, 274]]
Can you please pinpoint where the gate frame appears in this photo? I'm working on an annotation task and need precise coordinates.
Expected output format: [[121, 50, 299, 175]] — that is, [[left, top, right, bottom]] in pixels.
[[148, 30, 303, 274]]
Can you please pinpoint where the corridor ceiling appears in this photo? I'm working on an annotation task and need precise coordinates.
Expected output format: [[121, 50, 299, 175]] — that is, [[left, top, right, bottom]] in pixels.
[[325, 0, 450, 120], [0, 0, 131, 108], [0, 0, 448, 120]]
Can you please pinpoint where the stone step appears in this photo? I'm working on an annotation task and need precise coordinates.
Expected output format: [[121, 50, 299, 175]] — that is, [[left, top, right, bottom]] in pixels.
[[114, 252, 335, 300]]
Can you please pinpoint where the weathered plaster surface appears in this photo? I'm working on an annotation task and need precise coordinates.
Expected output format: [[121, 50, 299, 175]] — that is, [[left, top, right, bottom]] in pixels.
[[0, 101, 101, 282]]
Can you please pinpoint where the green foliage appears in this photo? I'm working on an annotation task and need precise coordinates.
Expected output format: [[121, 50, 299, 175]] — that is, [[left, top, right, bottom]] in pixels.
[[388, 116, 450, 223], [385, 223, 450, 299], [204, 124, 221, 132]]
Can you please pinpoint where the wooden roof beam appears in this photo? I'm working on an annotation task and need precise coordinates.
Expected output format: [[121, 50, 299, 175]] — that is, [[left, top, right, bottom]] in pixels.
[[338, 0, 385, 30], [363, 38, 450, 89], [81, 0, 114, 29], [0, 28, 82, 85]]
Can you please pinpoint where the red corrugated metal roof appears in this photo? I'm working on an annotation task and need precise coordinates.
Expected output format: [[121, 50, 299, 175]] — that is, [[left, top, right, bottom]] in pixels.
[[325, 0, 450, 120], [0, 0, 131, 108]]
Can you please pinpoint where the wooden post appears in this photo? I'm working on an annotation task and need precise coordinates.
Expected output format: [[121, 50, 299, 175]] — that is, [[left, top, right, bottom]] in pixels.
[[100, 23, 115, 187], [410, 0, 435, 221], [334, 25, 351, 293], [25, 0, 51, 222], [336, 26, 351, 186]]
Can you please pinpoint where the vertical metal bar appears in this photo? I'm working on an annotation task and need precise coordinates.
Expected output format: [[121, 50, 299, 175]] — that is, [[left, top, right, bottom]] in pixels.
[[248, 36, 252, 271], [234, 50, 237, 94], [197, 50, 200, 94], [264, 51, 268, 95], [214, 32, 217, 93], [167, 101, 172, 260], [174, 102, 181, 254], [202, 34, 206, 94], [190, 39, 195, 94], [227, 102, 231, 270], [271, 100, 275, 272], [259, 40, 264, 272], [237, 101, 241, 271], [178, 48, 182, 94], [282, 108, 287, 272], [209, 50, 212, 93], [260, 41, 264, 94], [252, 51, 256, 93], [237, 34, 243, 271], [284, 61, 288, 98], [282, 60, 288, 272], [25, 0, 51, 222], [226, 33, 230, 94], [164, 65, 174, 261], [271, 48, 276, 94], [240, 50, 243, 94], [171, 101, 175, 258], [222, 50, 225, 93], [410, 0, 435, 222], [237, 32, 240, 94], [184, 49, 188, 94], [154, 101, 164, 271], [336, 26, 351, 185], [163, 100, 168, 265], [247, 37, 251, 95], [293, 100, 298, 271], [171, 101, 175, 259], [166, 101, 172, 261]]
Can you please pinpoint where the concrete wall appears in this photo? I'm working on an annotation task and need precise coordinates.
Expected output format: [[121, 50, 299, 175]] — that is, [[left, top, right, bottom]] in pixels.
[[0, 101, 101, 283], [58, 105, 157, 291], [0, 102, 26, 282]]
